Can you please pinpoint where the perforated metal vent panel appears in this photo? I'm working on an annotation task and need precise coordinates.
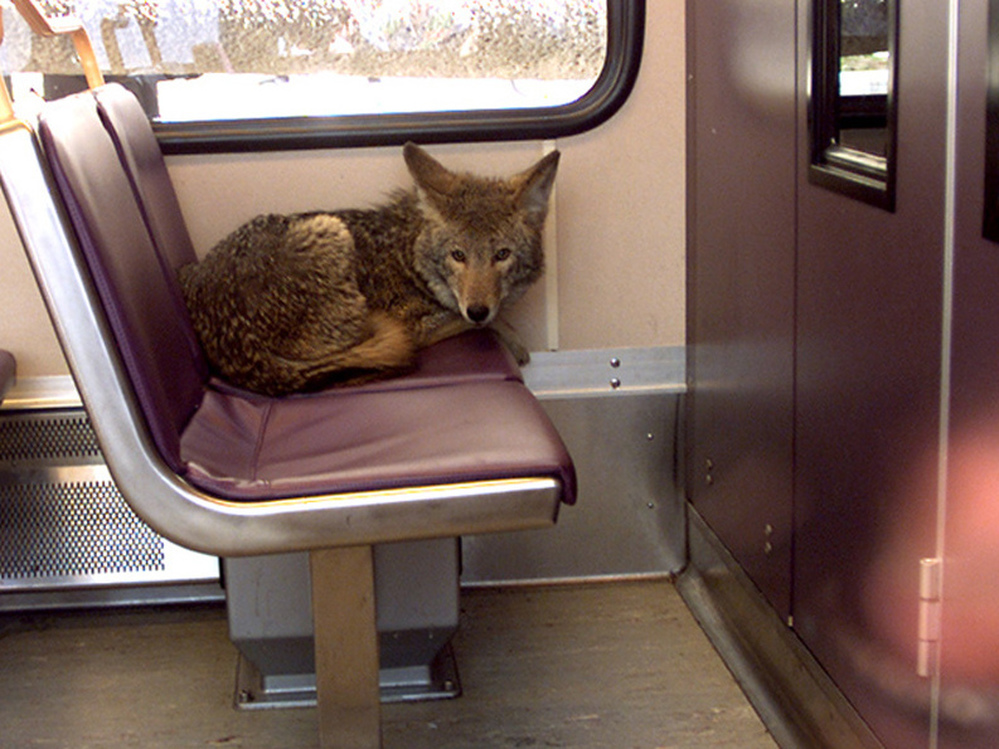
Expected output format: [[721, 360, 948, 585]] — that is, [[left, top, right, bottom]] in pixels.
[[0, 476, 163, 579], [0, 409, 220, 604], [0, 411, 101, 463]]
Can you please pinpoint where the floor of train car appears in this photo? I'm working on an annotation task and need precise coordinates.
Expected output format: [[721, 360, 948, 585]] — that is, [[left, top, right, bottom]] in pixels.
[[0, 579, 777, 749]]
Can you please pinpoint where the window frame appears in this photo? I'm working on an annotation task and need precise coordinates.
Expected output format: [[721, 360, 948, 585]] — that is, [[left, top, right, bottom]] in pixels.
[[808, 0, 898, 211], [145, 0, 645, 155]]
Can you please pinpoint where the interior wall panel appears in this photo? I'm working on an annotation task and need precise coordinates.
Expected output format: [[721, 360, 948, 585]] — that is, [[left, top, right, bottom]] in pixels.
[[688, 1, 999, 746], [792, 0, 949, 745], [685, 0, 797, 619]]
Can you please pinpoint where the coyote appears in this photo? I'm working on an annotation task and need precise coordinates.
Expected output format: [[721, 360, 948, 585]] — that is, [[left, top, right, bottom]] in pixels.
[[178, 143, 560, 396]]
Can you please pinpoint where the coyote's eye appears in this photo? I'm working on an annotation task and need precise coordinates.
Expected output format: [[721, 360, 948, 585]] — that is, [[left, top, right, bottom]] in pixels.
[[493, 248, 512, 262], [450, 250, 467, 263]]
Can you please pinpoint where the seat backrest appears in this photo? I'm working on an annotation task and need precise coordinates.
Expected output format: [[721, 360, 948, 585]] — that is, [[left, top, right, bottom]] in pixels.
[[91, 83, 209, 377], [37, 92, 207, 471], [92, 84, 198, 274]]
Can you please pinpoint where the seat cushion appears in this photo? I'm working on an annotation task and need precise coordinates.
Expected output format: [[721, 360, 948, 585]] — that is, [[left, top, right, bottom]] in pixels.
[[181, 377, 575, 504], [180, 328, 575, 504]]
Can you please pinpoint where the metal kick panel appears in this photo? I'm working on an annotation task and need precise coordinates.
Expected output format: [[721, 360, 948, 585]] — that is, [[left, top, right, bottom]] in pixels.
[[461, 391, 685, 584], [0, 409, 220, 606]]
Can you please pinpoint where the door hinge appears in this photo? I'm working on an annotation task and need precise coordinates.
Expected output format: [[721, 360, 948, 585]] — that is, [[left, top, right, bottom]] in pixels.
[[917, 557, 943, 678]]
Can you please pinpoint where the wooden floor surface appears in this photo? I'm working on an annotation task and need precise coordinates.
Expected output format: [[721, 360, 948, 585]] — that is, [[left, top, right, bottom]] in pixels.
[[0, 579, 778, 748]]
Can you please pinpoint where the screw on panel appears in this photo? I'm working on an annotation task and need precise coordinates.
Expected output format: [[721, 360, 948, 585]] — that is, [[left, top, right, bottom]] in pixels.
[[610, 377, 622, 389], [609, 357, 621, 368]]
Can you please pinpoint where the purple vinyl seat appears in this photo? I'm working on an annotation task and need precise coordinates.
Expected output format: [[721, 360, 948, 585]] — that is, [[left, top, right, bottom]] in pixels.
[[59, 83, 576, 508], [36, 86, 575, 513], [1, 82, 574, 748]]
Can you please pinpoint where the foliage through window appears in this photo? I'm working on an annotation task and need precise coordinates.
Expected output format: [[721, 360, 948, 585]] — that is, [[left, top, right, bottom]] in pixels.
[[0, 1, 638, 152]]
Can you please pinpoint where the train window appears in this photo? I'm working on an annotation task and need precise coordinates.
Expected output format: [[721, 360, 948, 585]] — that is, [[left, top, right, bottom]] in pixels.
[[809, 0, 898, 210], [2, 1, 644, 153]]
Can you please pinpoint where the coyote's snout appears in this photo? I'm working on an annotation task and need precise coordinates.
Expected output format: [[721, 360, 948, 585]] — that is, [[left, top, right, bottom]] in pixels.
[[446, 249, 507, 326], [179, 143, 560, 396]]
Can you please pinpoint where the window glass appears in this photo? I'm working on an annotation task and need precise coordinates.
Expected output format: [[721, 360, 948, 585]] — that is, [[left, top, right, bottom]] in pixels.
[[838, 0, 889, 157], [810, 0, 897, 210], [2, 1, 608, 123]]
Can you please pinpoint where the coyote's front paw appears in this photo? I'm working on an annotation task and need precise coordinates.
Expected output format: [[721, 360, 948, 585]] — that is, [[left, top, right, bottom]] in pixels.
[[491, 320, 530, 365], [505, 338, 531, 366]]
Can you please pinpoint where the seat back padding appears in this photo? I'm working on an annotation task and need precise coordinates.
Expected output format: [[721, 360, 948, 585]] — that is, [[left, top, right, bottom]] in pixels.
[[93, 84, 198, 274], [92, 84, 210, 378], [38, 92, 206, 470]]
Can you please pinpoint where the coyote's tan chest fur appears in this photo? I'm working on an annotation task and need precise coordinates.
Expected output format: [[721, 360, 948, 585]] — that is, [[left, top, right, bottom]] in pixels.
[[178, 143, 560, 396]]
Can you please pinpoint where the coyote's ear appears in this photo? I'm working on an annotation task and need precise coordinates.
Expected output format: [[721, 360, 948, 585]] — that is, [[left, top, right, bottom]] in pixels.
[[403, 143, 458, 203], [514, 150, 560, 228]]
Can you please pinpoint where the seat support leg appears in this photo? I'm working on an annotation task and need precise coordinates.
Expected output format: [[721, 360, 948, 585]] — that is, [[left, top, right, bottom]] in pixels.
[[310, 545, 381, 749]]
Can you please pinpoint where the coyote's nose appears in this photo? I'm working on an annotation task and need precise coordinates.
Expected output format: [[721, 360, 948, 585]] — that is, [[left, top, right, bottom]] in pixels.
[[466, 304, 491, 324]]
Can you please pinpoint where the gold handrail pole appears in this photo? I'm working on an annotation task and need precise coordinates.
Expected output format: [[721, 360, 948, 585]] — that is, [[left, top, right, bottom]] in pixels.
[[10, 0, 105, 89]]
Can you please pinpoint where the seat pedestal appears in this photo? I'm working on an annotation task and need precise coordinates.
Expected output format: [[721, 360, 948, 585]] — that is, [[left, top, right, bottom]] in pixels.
[[233, 642, 460, 709], [225, 538, 461, 718], [311, 545, 380, 748]]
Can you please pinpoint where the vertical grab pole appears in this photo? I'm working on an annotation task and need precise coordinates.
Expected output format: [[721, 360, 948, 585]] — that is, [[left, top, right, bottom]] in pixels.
[[930, 0, 962, 746]]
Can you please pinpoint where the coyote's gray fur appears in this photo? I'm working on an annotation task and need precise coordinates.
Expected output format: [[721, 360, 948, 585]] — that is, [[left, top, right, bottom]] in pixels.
[[178, 143, 560, 396]]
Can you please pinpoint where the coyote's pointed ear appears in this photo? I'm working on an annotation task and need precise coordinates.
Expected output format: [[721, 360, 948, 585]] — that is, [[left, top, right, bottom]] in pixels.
[[514, 150, 560, 228], [404, 143, 458, 202]]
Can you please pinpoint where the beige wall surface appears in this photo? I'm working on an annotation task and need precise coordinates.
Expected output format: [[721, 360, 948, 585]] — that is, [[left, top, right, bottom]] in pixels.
[[0, 1, 685, 378]]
